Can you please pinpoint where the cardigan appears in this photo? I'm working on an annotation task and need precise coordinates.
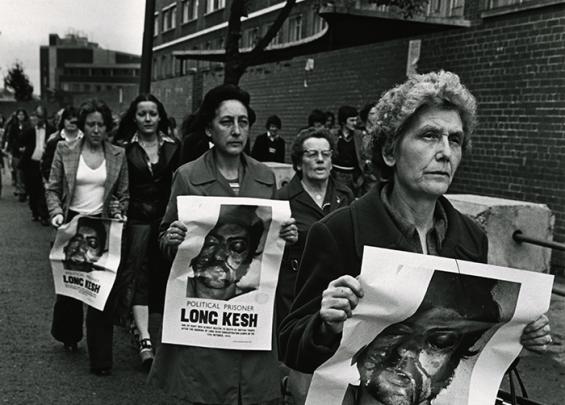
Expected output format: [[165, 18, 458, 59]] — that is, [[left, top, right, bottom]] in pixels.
[[45, 139, 129, 220], [278, 185, 488, 373]]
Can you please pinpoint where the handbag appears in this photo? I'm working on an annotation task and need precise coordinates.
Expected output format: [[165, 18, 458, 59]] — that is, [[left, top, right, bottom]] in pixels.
[[496, 359, 545, 405]]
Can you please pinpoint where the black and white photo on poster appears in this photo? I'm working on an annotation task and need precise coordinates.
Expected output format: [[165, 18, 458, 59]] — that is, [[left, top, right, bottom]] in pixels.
[[49, 215, 124, 311], [306, 247, 553, 405], [162, 196, 290, 350]]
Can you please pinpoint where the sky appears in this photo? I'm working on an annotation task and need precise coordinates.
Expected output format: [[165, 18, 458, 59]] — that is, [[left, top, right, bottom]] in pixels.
[[0, 0, 145, 95]]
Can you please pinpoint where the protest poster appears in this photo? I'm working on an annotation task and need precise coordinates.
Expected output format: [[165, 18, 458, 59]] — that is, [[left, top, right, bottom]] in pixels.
[[306, 247, 554, 405], [49, 215, 124, 311], [162, 196, 290, 351]]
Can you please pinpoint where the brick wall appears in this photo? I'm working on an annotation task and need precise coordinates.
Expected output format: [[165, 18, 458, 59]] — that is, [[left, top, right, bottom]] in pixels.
[[151, 3, 565, 273], [417, 3, 565, 273]]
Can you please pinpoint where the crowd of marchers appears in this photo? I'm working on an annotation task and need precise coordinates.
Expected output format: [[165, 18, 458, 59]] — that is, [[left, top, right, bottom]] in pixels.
[[0, 70, 552, 405]]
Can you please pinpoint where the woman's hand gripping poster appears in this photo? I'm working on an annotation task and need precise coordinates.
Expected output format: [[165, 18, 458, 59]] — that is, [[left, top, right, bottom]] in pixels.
[[162, 196, 290, 351]]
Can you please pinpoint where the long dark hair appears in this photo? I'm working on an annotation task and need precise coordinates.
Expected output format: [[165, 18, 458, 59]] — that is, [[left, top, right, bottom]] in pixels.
[[114, 93, 170, 143]]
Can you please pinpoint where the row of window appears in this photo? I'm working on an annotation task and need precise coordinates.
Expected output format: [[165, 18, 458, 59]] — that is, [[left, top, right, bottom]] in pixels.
[[154, 0, 226, 36], [151, 11, 326, 80], [62, 67, 140, 77], [60, 82, 125, 93]]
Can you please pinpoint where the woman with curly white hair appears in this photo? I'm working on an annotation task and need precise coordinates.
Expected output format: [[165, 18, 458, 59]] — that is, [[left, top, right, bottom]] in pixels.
[[279, 70, 551, 403]]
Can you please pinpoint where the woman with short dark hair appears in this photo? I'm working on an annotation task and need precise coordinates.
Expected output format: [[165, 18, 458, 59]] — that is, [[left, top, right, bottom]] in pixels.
[[148, 84, 297, 404]]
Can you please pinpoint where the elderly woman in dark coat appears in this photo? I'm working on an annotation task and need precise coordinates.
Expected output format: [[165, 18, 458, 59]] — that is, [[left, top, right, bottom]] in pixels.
[[279, 71, 551, 381], [276, 127, 353, 329], [148, 84, 298, 404]]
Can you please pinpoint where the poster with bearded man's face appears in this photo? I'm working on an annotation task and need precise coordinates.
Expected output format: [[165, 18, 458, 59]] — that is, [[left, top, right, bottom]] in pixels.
[[186, 204, 268, 301]]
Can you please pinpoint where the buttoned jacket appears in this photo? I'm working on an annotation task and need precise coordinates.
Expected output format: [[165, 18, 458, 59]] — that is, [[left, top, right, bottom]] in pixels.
[[150, 148, 281, 404], [160, 148, 276, 245], [45, 139, 129, 220]]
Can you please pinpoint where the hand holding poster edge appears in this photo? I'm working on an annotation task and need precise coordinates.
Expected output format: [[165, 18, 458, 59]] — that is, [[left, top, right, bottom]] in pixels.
[[306, 246, 554, 405], [162, 196, 291, 351]]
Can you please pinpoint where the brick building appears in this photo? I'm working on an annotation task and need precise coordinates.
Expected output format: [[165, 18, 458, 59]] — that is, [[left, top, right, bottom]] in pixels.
[[151, 0, 565, 272], [40, 33, 141, 112]]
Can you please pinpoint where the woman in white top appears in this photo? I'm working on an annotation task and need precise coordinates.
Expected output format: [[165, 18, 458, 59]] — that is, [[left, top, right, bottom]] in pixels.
[[45, 99, 128, 376]]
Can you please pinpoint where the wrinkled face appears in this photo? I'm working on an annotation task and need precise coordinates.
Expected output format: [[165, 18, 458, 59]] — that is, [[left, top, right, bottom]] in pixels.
[[134, 101, 160, 136], [83, 112, 107, 147], [298, 137, 332, 182], [384, 106, 464, 201], [357, 307, 466, 405], [64, 225, 103, 264], [207, 100, 249, 157], [192, 223, 252, 290], [63, 115, 79, 132], [344, 116, 358, 132]]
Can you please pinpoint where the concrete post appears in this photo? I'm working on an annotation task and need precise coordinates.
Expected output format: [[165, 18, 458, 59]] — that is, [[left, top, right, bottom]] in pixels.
[[446, 194, 555, 273]]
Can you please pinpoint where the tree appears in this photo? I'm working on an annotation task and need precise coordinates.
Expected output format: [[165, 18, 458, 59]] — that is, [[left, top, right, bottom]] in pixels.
[[4, 61, 34, 101], [223, 0, 430, 85]]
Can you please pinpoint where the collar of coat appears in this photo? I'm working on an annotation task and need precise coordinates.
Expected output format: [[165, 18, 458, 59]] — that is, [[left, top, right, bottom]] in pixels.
[[348, 185, 486, 263], [283, 174, 349, 201], [188, 149, 274, 187]]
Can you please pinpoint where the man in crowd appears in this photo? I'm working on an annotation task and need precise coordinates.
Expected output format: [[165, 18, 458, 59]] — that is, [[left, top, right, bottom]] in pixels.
[[251, 115, 285, 163], [20, 105, 53, 225]]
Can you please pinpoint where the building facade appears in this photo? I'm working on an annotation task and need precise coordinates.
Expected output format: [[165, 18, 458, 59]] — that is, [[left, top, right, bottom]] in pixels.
[[40, 33, 141, 112], [151, 0, 565, 273]]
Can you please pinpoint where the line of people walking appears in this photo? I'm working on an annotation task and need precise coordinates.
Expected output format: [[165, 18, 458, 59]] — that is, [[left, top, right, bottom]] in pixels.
[[0, 70, 552, 405]]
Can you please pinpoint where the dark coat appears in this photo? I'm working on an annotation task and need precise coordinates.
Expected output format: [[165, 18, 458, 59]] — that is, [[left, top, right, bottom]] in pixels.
[[149, 148, 281, 404], [278, 185, 488, 373], [275, 175, 353, 328], [20, 123, 55, 163], [124, 137, 180, 222], [251, 132, 285, 163]]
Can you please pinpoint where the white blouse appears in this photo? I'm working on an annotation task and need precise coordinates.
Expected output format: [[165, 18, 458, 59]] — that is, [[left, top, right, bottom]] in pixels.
[[69, 154, 106, 215]]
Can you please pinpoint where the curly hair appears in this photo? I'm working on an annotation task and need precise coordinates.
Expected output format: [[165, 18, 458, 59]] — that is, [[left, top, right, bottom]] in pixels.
[[291, 127, 336, 173], [372, 70, 477, 181]]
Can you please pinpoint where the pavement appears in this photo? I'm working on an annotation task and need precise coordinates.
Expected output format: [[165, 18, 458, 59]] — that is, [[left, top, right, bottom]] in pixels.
[[0, 172, 563, 404]]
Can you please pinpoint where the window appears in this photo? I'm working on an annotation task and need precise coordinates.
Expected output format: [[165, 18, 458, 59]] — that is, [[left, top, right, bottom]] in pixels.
[[162, 5, 177, 31], [182, 0, 198, 23], [244, 27, 259, 48], [205, 0, 225, 14], [288, 15, 302, 42], [487, 0, 531, 7], [268, 23, 285, 47], [154, 12, 159, 36], [312, 13, 327, 34]]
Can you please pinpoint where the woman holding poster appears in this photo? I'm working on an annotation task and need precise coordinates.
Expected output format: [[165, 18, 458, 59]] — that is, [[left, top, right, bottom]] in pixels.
[[278, 71, 551, 403], [45, 99, 128, 376], [148, 84, 298, 404]]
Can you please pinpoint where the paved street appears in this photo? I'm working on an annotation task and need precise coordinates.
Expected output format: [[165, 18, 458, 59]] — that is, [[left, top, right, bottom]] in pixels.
[[0, 173, 564, 404]]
